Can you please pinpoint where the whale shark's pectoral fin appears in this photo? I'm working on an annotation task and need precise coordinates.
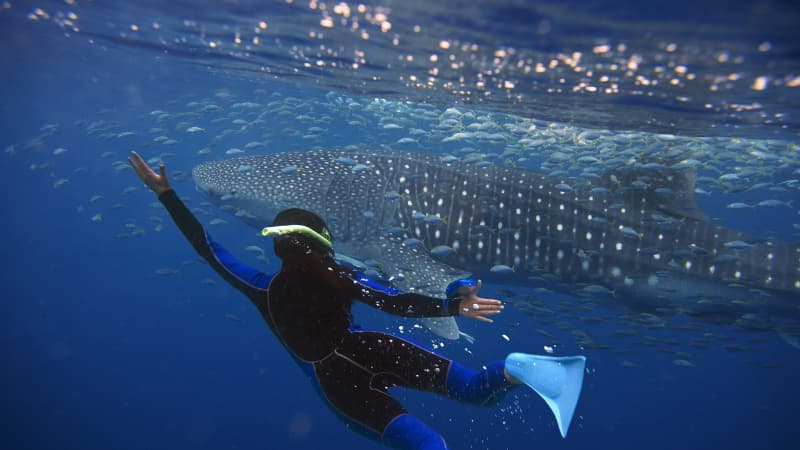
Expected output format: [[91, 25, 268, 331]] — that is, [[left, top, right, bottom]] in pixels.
[[778, 329, 800, 350], [336, 235, 472, 341], [338, 235, 472, 297], [419, 317, 461, 340]]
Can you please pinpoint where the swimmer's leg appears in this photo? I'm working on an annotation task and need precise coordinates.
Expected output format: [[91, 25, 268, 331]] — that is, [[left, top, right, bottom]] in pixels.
[[340, 330, 516, 406], [383, 414, 447, 450], [313, 349, 448, 450], [445, 360, 515, 406]]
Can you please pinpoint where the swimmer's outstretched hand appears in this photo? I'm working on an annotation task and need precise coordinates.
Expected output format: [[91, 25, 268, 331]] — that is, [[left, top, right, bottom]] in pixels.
[[128, 150, 172, 195], [457, 280, 504, 323]]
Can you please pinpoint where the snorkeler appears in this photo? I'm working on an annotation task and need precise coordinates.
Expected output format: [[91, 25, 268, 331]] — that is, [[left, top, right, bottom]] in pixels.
[[128, 151, 586, 449]]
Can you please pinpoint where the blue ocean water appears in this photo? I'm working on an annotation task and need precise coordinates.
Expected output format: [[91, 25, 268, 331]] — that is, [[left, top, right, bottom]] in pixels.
[[2, 1, 799, 449]]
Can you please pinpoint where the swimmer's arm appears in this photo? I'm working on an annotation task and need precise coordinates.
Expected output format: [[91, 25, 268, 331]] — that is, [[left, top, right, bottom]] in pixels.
[[129, 151, 271, 300], [445, 279, 504, 323], [348, 272, 503, 321], [157, 189, 273, 297]]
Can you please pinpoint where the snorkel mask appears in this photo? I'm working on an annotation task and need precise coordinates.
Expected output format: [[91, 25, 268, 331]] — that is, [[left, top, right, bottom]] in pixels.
[[261, 224, 333, 254]]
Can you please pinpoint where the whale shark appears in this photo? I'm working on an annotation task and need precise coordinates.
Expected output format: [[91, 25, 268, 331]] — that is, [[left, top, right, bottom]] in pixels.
[[191, 150, 800, 338]]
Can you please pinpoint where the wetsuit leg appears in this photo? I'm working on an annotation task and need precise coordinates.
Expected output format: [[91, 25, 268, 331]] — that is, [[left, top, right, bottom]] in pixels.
[[313, 349, 408, 436], [337, 330, 452, 393], [445, 360, 513, 406], [383, 414, 447, 450], [313, 330, 515, 449], [339, 330, 515, 405], [313, 350, 448, 449]]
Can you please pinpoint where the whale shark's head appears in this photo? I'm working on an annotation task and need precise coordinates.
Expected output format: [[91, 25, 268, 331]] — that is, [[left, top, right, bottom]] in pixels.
[[192, 152, 337, 228]]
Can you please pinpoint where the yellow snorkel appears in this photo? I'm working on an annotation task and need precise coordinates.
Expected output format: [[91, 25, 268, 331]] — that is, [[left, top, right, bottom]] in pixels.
[[261, 224, 333, 253]]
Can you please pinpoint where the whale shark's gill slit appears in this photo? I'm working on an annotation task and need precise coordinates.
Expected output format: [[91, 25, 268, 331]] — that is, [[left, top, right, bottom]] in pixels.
[[345, 170, 359, 242], [362, 163, 379, 241], [375, 166, 391, 235], [322, 169, 338, 238], [411, 158, 424, 245], [442, 163, 457, 254], [323, 159, 352, 243]]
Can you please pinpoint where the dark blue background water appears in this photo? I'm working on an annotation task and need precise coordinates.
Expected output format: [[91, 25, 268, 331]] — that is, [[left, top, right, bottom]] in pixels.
[[2, 3, 799, 450]]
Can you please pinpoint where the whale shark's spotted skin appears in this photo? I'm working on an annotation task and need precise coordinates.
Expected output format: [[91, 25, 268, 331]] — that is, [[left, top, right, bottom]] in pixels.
[[193, 150, 800, 319]]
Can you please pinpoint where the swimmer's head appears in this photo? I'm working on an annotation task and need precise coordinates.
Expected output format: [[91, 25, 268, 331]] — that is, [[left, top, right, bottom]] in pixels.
[[268, 208, 333, 259]]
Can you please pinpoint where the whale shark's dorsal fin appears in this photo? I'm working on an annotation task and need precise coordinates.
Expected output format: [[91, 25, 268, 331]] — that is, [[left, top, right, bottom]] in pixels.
[[602, 165, 708, 222]]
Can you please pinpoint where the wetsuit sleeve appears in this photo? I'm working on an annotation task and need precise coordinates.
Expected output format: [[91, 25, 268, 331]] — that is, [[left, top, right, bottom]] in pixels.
[[445, 278, 478, 298], [158, 189, 271, 302], [345, 271, 462, 317]]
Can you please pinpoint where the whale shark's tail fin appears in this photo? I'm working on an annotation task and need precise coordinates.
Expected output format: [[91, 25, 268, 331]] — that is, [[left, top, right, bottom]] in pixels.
[[505, 352, 587, 438]]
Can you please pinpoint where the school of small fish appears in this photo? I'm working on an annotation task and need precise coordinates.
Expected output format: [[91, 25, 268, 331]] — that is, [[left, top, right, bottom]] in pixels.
[[5, 79, 799, 368]]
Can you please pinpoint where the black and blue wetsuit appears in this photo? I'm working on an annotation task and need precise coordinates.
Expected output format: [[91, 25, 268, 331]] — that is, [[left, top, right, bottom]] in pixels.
[[159, 189, 516, 449]]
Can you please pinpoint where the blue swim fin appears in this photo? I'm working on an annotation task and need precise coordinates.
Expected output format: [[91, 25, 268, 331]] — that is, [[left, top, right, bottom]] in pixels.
[[504, 352, 587, 438]]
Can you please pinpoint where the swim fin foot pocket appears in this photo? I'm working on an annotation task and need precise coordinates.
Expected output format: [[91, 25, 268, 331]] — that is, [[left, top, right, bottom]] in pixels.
[[504, 352, 587, 438]]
